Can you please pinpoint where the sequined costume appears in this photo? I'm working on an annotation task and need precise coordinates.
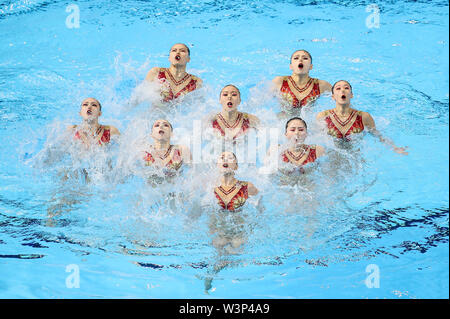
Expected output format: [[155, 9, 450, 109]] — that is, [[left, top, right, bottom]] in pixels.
[[212, 112, 251, 140], [214, 181, 249, 211], [74, 125, 111, 145], [144, 145, 183, 171], [279, 76, 321, 109], [157, 68, 198, 102], [323, 109, 365, 139]]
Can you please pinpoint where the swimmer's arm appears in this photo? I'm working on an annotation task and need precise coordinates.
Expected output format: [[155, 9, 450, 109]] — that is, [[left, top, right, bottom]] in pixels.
[[109, 126, 120, 136], [315, 145, 325, 158], [318, 80, 332, 93], [145, 67, 160, 82], [208, 114, 220, 131], [362, 112, 409, 155], [315, 111, 328, 132], [195, 76, 203, 88], [248, 114, 260, 128], [271, 76, 284, 93], [67, 125, 77, 132], [247, 182, 258, 196], [316, 110, 327, 121]]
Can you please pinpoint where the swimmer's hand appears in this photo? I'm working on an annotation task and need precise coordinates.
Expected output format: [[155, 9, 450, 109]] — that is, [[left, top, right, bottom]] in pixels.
[[394, 146, 409, 155]]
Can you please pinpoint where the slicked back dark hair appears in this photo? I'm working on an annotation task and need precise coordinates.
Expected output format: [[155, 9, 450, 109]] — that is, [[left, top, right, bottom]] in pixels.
[[153, 119, 173, 132], [290, 50, 313, 64], [81, 98, 102, 111], [221, 151, 238, 163], [332, 80, 352, 94], [220, 84, 241, 98], [171, 43, 190, 56], [285, 117, 308, 132]]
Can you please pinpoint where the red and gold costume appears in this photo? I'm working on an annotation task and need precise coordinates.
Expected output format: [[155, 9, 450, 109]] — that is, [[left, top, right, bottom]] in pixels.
[[323, 109, 365, 139], [280, 76, 321, 109], [143, 145, 183, 171], [74, 125, 111, 146], [281, 145, 317, 166], [157, 68, 198, 102], [212, 112, 251, 140], [214, 181, 249, 211]]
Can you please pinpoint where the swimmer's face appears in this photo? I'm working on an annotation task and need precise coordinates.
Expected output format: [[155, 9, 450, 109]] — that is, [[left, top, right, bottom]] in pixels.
[[218, 152, 238, 173], [332, 81, 353, 104], [220, 86, 241, 111], [285, 119, 307, 144], [169, 44, 190, 66], [151, 119, 172, 141], [290, 50, 312, 74], [80, 98, 101, 121]]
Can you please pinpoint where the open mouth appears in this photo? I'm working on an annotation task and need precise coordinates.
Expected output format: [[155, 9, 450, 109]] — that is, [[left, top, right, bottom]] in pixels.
[[298, 63, 304, 69], [175, 55, 181, 61], [223, 163, 229, 168], [158, 130, 165, 135], [341, 95, 346, 100], [87, 110, 92, 115], [227, 102, 233, 108]]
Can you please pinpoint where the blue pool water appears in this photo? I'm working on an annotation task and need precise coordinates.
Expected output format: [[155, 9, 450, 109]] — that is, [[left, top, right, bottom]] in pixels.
[[0, 0, 448, 298]]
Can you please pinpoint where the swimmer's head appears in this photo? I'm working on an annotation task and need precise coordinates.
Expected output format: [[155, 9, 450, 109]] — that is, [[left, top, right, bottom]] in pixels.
[[79, 98, 102, 121], [169, 43, 191, 65], [151, 119, 173, 141], [331, 80, 353, 105], [218, 151, 238, 173], [285, 117, 308, 144], [220, 85, 241, 111], [290, 50, 313, 74]]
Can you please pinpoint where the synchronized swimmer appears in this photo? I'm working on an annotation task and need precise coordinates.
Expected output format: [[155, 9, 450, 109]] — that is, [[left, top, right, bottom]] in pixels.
[[68, 97, 120, 147], [272, 49, 331, 112], [145, 43, 203, 103], [316, 80, 408, 155], [143, 119, 191, 172], [265, 117, 326, 175], [67, 44, 408, 211], [214, 152, 258, 212], [211, 85, 260, 140]]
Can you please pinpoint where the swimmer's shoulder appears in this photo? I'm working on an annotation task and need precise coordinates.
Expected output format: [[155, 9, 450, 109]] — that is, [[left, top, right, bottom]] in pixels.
[[238, 180, 249, 190], [145, 67, 162, 81], [359, 110, 371, 118], [190, 74, 203, 87], [172, 144, 184, 152], [316, 109, 331, 119], [173, 143, 190, 154], [317, 79, 332, 93], [271, 76, 287, 89], [173, 144, 192, 162], [359, 110, 376, 129], [209, 113, 219, 123], [242, 112, 260, 127], [105, 125, 120, 136], [313, 144, 325, 157], [245, 181, 258, 196], [353, 108, 371, 120], [272, 75, 288, 83]]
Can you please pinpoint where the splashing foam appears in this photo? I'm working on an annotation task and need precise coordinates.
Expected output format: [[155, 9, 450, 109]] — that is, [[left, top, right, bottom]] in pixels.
[[25, 55, 379, 264]]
